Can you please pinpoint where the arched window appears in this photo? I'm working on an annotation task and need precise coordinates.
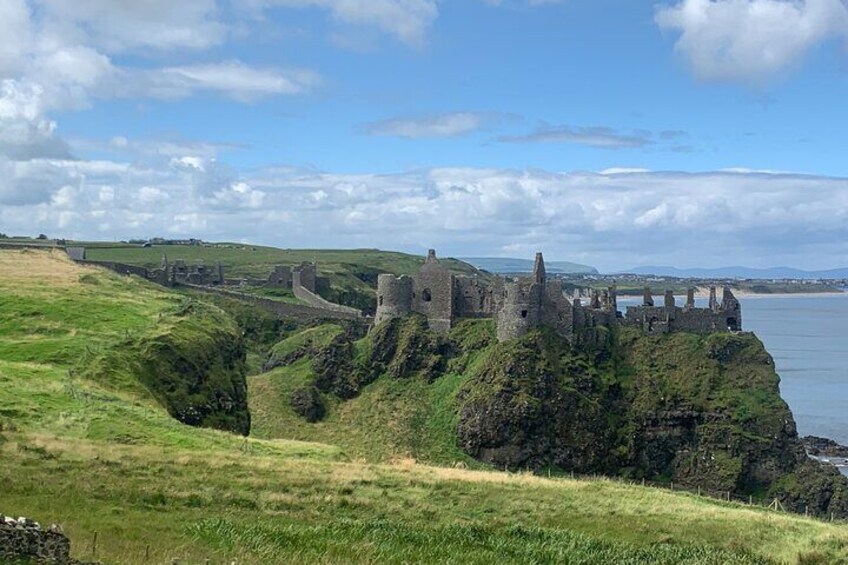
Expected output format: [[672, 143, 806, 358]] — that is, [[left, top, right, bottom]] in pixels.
[[378, 295, 384, 306], [423, 288, 432, 302]]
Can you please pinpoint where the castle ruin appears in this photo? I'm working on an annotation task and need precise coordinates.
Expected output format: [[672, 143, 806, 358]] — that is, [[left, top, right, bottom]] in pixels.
[[376, 250, 742, 342]]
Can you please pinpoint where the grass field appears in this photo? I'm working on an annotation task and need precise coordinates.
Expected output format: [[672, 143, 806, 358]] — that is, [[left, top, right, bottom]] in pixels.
[[1, 250, 848, 564], [81, 241, 491, 313]]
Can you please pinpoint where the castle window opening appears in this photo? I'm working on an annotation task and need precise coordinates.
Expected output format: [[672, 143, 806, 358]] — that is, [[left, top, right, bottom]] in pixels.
[[423, 289, 432, 302], [521, 310, 528, 318], [379, 295, 383, 306], [727, 317, 739, 332], [648, 316, 659, 332]]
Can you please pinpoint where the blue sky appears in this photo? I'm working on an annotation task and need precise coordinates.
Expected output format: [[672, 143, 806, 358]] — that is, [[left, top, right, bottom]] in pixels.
[[1, 0, 848, 271]]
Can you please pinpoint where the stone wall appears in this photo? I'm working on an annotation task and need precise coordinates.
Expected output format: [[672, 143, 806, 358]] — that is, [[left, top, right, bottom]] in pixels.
[[623, 286, 742, 334], [65, 247, 86, 261], [183, 284, 367, 323], [413, 250, 456, 333], [292, 283, 363, 316], [0, 514, 91, 565], [292, 264, 317, 293], [76, 260, 149, 279]]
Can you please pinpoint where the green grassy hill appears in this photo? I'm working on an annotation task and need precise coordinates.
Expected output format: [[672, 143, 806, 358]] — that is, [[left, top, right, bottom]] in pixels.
[[2, 250, 848, 564], [81, 242, 490, 313]]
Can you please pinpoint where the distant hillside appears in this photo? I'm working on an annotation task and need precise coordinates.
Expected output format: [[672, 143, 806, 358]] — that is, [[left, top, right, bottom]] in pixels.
[[462, 257, 598, 275], [621, 265, 848, 280]]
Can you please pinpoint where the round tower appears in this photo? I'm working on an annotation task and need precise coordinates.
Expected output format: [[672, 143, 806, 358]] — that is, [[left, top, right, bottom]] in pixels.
[[375, 274, 413, 325]]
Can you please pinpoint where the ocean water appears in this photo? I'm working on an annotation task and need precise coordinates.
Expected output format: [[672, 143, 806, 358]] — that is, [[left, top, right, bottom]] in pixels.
[[740, 294, 848, 446], [619, 293, 848, 475]]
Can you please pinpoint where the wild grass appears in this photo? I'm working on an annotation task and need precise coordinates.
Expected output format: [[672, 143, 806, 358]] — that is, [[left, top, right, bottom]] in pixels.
[[2, 250, 848, 564]]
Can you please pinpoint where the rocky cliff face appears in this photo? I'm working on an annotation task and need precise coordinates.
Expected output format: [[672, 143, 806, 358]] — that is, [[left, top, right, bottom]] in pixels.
[[301, 317, 848, 517], [454, 326, 848, 517]]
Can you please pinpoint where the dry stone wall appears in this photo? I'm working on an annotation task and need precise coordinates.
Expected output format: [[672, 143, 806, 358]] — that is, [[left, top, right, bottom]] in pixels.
[[0, 514, 94, 565]]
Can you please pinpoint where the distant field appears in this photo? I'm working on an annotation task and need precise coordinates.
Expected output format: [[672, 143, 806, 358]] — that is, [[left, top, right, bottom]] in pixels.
[[2, 250, 848, 564], [81, 242, 483, 279]]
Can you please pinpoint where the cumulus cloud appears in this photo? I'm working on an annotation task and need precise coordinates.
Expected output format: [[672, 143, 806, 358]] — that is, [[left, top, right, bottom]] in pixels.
[[3, 155, 848, 271], [362, 112, 506, 138], [248, 0, 439, 47], [656, 0, 848, 82]]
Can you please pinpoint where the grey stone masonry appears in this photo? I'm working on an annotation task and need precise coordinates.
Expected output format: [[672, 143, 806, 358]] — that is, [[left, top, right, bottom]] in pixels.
[[0, 514, 96, 564], [622, 285, 742, 334], [374, 250, 743, 341]]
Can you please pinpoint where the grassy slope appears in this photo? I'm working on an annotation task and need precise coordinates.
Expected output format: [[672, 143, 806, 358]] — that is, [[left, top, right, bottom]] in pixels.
[[1, 251, 847, 563], [83, 243, 490, 311]]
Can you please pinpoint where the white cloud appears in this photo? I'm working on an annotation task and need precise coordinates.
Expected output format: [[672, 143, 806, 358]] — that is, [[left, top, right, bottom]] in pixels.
[[252, 0, 439, 46], [363, 112, 503, 138], [0, 0, 34, 74], [37, 0, 226, 52], [656, 0, 848, 82], [138, 62, 322, 101], [3, 156, 847, 271], [0, 2, 320, 116]]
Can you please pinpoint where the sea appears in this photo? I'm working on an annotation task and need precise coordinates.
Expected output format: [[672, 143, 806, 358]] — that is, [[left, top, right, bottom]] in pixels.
[[621, 293, 848, 476]]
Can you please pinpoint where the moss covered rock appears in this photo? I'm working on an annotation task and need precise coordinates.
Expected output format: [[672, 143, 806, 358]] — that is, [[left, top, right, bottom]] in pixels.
[[290, 386, 326, 423], [84, 300, 251, 435]]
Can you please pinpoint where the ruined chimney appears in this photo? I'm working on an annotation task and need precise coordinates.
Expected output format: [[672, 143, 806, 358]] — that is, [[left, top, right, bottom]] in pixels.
[[686, 287, 695, 310], [533, 252, 546, 284], [664, 289, 675, 310], [590, 289, 602, 309], [608, 285, 618, 313], [722, 286, 735, 309], [709, 286, 718, 311], [643, 287, 654, 307]]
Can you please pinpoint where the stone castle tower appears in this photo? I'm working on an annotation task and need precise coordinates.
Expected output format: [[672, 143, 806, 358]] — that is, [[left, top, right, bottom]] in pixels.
[[375, 249, 741, 342]]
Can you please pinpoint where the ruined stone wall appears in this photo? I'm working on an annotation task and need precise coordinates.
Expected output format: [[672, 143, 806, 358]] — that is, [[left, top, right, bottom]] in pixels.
[[0, 515, 80, 564], [412, 250, 456, 333], [292, 282, 363, 316], [65, 247, 86, 261], [375, 274, 413, 325], [455, 277, 497, 318], [76, 260, 149, 279], [183, 284, 366, 323], [292, 264, 317, 293], [268, 265, 292, 287], [540, 279, 575, 337], [624, 287, 742, 334]]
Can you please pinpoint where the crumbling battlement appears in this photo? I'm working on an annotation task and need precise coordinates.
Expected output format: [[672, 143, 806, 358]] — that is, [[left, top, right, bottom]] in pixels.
[[496, 253, 618, 342], [623, 285, 742, 334], [376, 250, 742, 342], [376, 250, 499, 333]]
